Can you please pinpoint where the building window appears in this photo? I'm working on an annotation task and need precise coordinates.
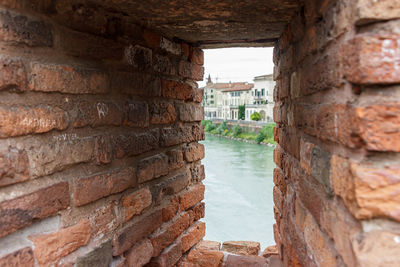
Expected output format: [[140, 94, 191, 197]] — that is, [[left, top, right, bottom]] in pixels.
[[210, 101, 214, 104], [210, 95, 214, 98], [261, 88, 265, 96]]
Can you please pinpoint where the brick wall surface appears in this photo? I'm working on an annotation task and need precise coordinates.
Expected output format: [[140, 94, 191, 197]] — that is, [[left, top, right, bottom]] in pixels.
[[0, 2, 205, 267], [273, 0, 400, 266]]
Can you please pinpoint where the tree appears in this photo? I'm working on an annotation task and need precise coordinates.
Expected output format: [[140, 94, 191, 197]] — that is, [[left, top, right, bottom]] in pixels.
[[238, 105, 245, 120], [250, 112, 261, 121]]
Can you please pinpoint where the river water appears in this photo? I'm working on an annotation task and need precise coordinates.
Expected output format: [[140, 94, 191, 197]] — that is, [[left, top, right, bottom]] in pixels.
[[200, 134, 276, 250]]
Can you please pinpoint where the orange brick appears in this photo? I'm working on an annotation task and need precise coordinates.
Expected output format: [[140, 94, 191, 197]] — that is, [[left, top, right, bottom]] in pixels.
[[180, 185, 205, 211], [123, 187, 152, 222], [181, 222, 206, 252], [162, 197, 179, 222], [184, 143, 205, 162], [0, 56, 26, 92], [0, 247, 34, 267]]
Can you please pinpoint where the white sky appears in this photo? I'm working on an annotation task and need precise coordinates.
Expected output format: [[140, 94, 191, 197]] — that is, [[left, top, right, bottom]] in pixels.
[[198, 47, 274, 87]]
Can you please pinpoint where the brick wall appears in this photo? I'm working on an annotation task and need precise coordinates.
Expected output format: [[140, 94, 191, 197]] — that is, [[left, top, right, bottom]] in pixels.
[[0, 2, 205, 266], [273, 0, 400, 266]]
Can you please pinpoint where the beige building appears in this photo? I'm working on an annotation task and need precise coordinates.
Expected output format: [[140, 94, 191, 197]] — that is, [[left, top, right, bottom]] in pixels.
[[202, 74, 274, 122]]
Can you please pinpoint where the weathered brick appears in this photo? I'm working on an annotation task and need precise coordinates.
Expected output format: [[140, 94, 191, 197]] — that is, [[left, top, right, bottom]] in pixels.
[[148, 240, 182, 267], [355, 0, 400, 25], [28, 63, 108, 94], [350, 161, 400, 221], [76, 241, 112, 267], [122, 187, 152, 222], [0, 146, 29, 187], [184, 143, 205, 162], [74, 167, 135, 206], [154, 171, 190, 203], [95, 135, 113, 165], [0, 105, 68, 138], [345, 35, 400, 84], [222, 241, 260, 256], [73, 101, 124, 128], [189, 202, 205, 225], [181, 222, 206, 252], [0, 56, 26, 92], [150, 101, 177, 125], [123, 100, 149, 128], [113, 210, 162, 255], [0, 10, 52, 46], [112, 129, 159, 159], [143, 29, 161, 49], [189, 47, 204, 65], [310, 145, 332, 195], [273, 168, 287, 196], [162, 197, 179, 222], [355, 103, 400, 152], [153, 54, 177, 76], [160, 124, 204, 147], [184, 249, 224, 267], [179, 60, 204, 81], [225, 255, 268, 267], [28, 134, 95, 178], [273, 186, 284, 214], [0, 247, 34, 267], [125, 45, 152, 70], [180, 184, 205, 211], [160, 37, 181, 55], [111, 71, 161, 97], [161, 79, 194, 101], [299, 139, 314, 175], [196, 240, 221, 251], [167, 148, 184, 171], [126, 239, 153, 267], [90, 203, 116, 240], [190, 163, 205, 183], [151, 213, 190, 256], [30, 219, 91, 266], [137, 154, 168, 183], [177, 103, 204, 122], [0, 182, 70, 238]]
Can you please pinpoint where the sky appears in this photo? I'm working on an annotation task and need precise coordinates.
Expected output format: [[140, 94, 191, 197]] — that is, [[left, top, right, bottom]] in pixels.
[[198, 47, 274, 87]]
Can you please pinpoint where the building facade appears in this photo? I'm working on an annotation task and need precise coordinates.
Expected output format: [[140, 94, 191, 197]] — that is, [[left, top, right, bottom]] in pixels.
[[202, 74, 275, 122]]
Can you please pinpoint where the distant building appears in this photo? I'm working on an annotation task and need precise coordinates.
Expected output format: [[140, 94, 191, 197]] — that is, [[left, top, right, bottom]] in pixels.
[[202, 74, 274, 122]]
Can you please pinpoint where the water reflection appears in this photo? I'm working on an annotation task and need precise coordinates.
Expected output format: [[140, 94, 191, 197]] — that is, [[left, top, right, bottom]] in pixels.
[[200, 134, 275, 250]]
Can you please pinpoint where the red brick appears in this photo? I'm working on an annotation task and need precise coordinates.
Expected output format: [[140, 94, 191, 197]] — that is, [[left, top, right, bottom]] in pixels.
[[28, 63, 108, 94], [160, 37, 181, 55], [73, 100, 124, 128], [29, 219, 91, 266], [190, 163, 205, 183], [75, 241, 113, 267], [180, 185, 205, 211], [123, 100, 149, 128], [345, 35, 400, 84], [189, 47, 204, 65], [74, 167, 135, 206], [178, 103, 204, 122], [148, 240, 182, 267], [112, 129, 159, 159], [155, 172, 190, 203], [262, 246, 279, 258], [161, 125, 204, 147], [273, 168, 287, 196], [122, 187, 152, 222], [94, 135, 113, 165], [181, 222, 206, 252], [299, 139, 314, 175], [196, 240, 221, 251], [161, 79, 195, 101], [351, 162, 400, 221], [273, 186, 284, 214], [355, 0, 400, 25], [113, 210, 163, 255], [0, 105, 68, 137], [151, 213, 190, 256], [162, 197, 179, 222], [0, 56, 26, 92], [90, 203, 116, 240], [189, 202, 205, 225], [183, 249, 224, 267], [126, 239, 153, 267], [150, 101, 177, 125], [0, 182, 70, 238], [0, 10, 53, 46], [111, 71, 161, 97], [184, 143, 205, 162], [179, 61, 204, 81], [355, 103, 400, 152], [0, 146, 29, 187], [0, 247, 34, 267], [153, 54, 177, 76], [167, 149, 184, 171], [137, 154, 168, 183], [181, 43, 190, 59], [225, 255, 268, 267]]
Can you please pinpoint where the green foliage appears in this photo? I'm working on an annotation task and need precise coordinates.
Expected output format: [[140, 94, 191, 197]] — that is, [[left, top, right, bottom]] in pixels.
[[238, 105, 245, 120], [255, 123, 275, 143], [250, 112, 261, 121], [232, 125, 242, 137], [202, 120, 216, 132], [216, 121, 227, 134]]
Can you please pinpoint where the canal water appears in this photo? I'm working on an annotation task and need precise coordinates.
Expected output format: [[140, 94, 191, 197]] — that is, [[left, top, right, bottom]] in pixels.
[[200, 134, 276, 250]]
